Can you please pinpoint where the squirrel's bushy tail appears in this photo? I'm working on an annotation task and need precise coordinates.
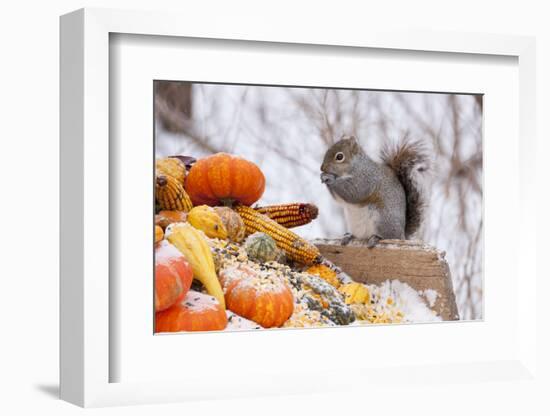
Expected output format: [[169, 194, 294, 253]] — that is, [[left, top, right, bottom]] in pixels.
[[381, 137, 432, 238]]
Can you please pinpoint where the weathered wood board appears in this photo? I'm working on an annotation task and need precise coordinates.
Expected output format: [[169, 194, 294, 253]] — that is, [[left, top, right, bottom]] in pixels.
[[313, 239, 460, 321]]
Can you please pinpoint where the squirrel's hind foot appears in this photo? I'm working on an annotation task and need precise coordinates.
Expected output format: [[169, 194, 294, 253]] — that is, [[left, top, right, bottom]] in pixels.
[[341, 233, 381, 247], [367, 235, 382, 248], [341, 233, 354, 245]]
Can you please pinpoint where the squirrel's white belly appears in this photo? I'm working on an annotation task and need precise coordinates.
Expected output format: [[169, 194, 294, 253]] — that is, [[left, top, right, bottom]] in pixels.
[[342, 202, 379, 239]]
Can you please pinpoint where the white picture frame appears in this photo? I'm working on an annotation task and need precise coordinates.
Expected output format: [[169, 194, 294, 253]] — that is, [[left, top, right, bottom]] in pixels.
[[60, 7, 538, 408]]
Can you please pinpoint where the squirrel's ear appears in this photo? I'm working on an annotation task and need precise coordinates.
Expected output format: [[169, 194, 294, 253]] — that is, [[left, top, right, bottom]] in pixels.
[[341, 134, 358, 143], [348, 135, 359, 149]]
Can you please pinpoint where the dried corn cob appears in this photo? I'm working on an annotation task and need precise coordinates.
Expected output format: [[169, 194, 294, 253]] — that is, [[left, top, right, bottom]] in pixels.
[[155, 172, 193, 212], [255, 203, 318, 228], [234, 205, 321, 265], [155, 157, 186, 186]]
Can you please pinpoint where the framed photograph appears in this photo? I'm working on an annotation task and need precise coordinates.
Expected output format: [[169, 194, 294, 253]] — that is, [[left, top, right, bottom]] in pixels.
[[60, 8, 538, 407]]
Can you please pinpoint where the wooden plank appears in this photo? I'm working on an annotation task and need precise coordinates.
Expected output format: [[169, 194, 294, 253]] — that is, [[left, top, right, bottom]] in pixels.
[[314, 239, 460, 321]]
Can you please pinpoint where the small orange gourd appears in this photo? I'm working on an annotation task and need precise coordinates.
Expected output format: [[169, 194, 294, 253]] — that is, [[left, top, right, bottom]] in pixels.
[[155, 241, 193, 312], [219, 263, 294, 328], [155, 291, 228, 332]]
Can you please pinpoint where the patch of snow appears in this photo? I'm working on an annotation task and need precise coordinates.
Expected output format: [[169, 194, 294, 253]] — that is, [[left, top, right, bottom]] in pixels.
[[154, 240, 184, 264], [378, 280, 441, 323], [419, 289, 439, 308], [225, 311, 263, 331], [182, 291, 221, 312]]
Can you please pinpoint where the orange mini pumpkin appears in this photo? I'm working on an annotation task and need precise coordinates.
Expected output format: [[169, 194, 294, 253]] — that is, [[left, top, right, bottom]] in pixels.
[[219, 263, 294, 328], [185, 153, 265, 207], [155, 291, 228, 332], [155, 240, 193, 312]]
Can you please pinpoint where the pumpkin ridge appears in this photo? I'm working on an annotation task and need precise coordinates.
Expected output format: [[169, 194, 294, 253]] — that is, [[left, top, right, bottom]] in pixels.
[[155, 241, 192, 312], [229, 157, 246, 205], [252, 293, 267, 327], [208, 153, 231, 201], [264, 292, 276, 327], [187, 158, 213, 205], [227, 154, 237, 205], [200, 156, 220, 204], [168, 262, 185, 303], [240, 284, 256, 317], [273, 293, 284, 327]]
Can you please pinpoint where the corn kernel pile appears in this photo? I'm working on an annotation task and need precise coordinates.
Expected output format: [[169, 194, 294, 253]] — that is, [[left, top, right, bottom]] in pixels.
[[206, 235, 440, 328]]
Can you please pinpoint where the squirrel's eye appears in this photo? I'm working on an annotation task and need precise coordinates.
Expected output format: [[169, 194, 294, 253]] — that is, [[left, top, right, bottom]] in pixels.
[[335, 152, 345, 162]]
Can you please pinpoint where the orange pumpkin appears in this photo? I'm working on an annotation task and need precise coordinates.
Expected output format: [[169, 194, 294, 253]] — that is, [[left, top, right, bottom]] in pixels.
[[155, 241, 193, 312], [185, 153, 265, 207], [219, 263, 294, 328], [155, 291, 228, 332]]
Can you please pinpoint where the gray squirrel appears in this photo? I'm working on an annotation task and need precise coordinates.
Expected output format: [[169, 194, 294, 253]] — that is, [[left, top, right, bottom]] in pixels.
[[320, 135, 431, 248]]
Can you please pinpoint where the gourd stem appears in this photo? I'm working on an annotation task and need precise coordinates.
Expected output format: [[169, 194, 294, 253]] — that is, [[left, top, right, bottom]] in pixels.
[[221, 198, 235, 208]]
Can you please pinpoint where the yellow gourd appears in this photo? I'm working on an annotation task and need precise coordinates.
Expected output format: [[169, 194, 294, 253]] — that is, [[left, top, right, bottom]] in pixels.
[[167, 223, 225, 309], [213, 207, 246, 243], [306, 264, 340, 288], [187, 205, 228, 239], [338, 282, 371, 305]]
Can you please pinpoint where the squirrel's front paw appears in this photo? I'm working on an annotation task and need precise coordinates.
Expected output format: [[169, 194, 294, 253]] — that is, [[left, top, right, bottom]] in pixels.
[[341, 233, 354, 245], [367, 235, 382, 248]]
